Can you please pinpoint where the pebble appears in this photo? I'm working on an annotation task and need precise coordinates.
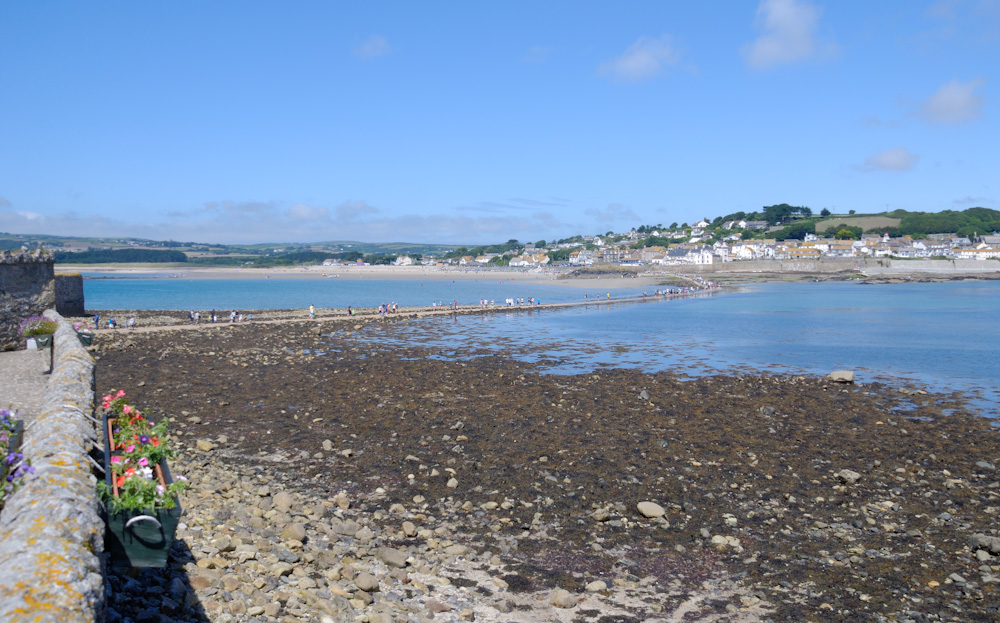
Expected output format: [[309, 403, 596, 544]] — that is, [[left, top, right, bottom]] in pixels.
[[354, 572, 379, 592], [95, 326, 1000, 623], [196, 439, 217, 452], [636, 501, 665, 518], [549, 588, 578, 608], [377, 547, 408, 568]]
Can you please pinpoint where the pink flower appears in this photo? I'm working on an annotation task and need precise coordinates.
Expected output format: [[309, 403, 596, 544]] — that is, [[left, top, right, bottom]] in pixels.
[[116, 390, 126, 398], [102, 395, 112, 403], [156, 485, 166, 495], [126, 445, 136, 453], [123, 404, 132, 415], [111, 456, 122, 464], [138, 457, 149, 467]]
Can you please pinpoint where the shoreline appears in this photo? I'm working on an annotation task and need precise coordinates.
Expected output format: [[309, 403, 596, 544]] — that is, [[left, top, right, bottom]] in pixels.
[[92, 315, 1000, 622], [77, 285, 724, 333], [58, 261, 1000, 289], [60, 263, 681, 291]]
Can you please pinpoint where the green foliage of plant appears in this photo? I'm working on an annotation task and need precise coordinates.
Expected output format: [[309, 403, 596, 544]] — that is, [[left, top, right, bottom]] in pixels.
[[19, 316, 58, 337], [1, 408, 33, 511], [834, 227, 862, 240], [634, 224, 665, 234], [546, 248, 571, 262], [763, 203, 812, 225], [634, 235, 672, 248], [880, 207, 1000, 238], [774, 221, 816, 241], [444, 239, 521, 259], [99, 391, 188, 512]]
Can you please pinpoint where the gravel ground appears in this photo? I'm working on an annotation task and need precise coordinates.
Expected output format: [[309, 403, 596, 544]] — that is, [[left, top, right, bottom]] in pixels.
[[89, 312, 1000, 623]]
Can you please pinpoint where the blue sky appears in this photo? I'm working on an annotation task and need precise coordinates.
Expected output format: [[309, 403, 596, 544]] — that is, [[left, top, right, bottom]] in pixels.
[[1, 1, 996, 245]]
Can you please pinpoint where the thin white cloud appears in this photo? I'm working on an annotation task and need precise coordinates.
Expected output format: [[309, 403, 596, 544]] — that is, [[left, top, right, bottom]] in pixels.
[[919, 78, 986, 124], [0, 196, 44, 221], [857, 147, 920, 172], [584, 203, 640, 223], [862, 116, 899, 129], [0, 195, 580, 246], [336, 200, 380, 221], [742, 0, 833, 69], [287, 203, 329, 220], [509, 197, 569, 207], [456, 201, 535, 214], [522, 45, 552, 64], [599, 35, 682, 82], [952, 195, 993, 206], [353, 35, 390, 60], [926, 0, 961, 20]]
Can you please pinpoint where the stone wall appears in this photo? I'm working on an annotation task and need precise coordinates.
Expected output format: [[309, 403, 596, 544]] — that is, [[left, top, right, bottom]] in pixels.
[[0, 311, 105, 622], [0, 250, 55, 350], [55, 273, 86, 317], [860, 258, 1000, 274]]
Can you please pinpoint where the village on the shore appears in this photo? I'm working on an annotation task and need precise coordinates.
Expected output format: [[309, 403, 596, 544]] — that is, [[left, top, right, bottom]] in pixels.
[[11, 205, 1000, 271], [325, 222, 1000, 269]]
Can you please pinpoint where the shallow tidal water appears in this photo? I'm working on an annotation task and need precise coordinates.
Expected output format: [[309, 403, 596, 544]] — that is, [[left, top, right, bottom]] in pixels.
[[351, 281, 1000, 418]]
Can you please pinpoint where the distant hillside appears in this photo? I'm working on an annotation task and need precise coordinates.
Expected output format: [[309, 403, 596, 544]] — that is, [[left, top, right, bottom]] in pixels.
[[54, 249, 188, 263], [815, 216, 901, 234], [886, 207, 1000, 238], [765, 207, 999, 241]]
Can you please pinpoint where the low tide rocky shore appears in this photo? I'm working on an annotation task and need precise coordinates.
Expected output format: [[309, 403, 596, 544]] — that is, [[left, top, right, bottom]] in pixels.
[[89, 312, 1000, 623]]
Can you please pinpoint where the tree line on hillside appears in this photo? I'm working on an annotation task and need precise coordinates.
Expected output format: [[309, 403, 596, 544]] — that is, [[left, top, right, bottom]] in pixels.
[[186, 250, 423, 267], [54, 249, 188, 263], [694, 206, 999, 242], [882, 208, 1000, 239]]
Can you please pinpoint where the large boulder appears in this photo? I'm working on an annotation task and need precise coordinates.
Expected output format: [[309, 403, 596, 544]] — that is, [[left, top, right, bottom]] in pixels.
[[826, 370, 855, 384]]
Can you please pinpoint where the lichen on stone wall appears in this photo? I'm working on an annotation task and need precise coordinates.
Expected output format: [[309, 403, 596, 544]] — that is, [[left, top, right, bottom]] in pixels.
[[0, 311, 105, 623]]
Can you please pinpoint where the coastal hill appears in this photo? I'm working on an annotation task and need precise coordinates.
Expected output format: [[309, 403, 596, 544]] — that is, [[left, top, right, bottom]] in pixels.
[[2, 206, 999, 268]]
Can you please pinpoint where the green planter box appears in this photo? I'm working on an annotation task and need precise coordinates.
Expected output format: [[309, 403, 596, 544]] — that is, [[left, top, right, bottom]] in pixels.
[[32, 334, 53, 349], [76, 332, 94, 346], [103, 471, 183, 569], [102, 413, 182, 568]]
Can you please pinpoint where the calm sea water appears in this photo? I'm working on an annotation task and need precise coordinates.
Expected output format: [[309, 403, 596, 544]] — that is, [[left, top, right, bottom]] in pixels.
[[84, 275, 1000, 417], [359, 281, 1000, 418], [82, 273, 644, 310]]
